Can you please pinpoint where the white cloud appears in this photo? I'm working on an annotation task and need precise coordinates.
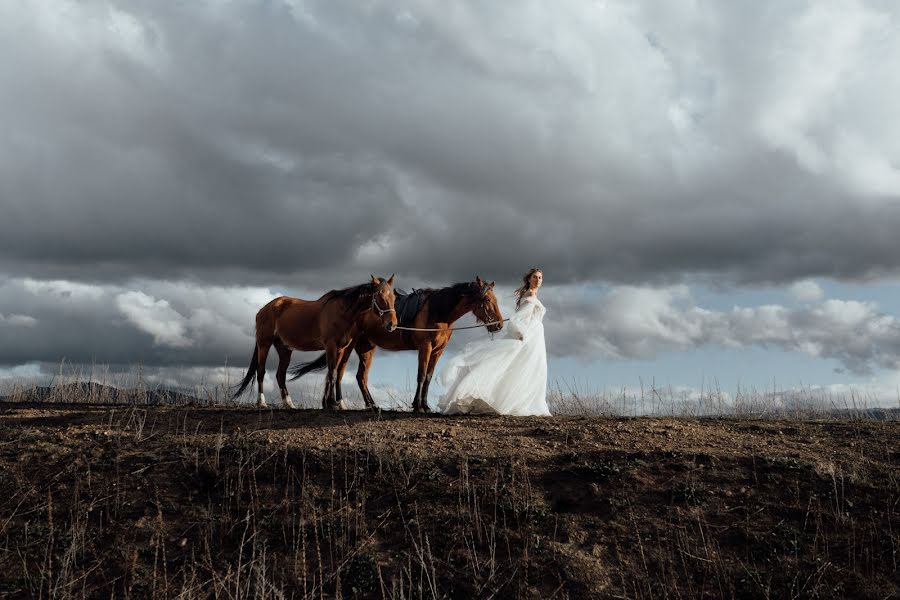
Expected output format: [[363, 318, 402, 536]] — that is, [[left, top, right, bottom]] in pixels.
[[115, 291, 192, 348], [22, 279, 105, 303], [789, 280, 825, 303], [0, 313, 37, 327]]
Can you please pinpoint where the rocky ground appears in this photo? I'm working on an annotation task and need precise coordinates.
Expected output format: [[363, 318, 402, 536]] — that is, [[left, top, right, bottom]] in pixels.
[[0, 402, 897, 598]]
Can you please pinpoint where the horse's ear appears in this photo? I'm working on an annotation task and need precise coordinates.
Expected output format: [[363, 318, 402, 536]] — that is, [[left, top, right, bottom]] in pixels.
[[371, 274, 379, 285], [488, 281, 495, 289], [475, 275, 483, 286], [386, 273, 395, 286]]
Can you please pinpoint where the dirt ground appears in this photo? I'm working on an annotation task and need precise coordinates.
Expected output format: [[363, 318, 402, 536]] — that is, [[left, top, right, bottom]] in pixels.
[[1, 402, 898, 598]]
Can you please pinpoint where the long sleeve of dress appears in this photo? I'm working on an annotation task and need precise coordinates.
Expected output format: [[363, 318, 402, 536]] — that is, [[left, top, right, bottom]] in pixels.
[[506, 300, 537, 341]]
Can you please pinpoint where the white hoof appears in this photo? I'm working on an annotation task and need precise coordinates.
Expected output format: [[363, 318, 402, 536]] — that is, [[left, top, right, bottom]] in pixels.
[[257, 393, 268, 409], [339, 398, 349, 410], [283, 395, 296, 409]]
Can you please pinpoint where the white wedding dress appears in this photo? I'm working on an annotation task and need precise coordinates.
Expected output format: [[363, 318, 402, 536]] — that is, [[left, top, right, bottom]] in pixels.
[[437, 296, 551, 416]]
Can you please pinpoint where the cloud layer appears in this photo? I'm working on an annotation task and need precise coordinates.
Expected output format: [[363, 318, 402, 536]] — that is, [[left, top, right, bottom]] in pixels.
[[546, 285, 900, 375], [2, 276, 900, 378]]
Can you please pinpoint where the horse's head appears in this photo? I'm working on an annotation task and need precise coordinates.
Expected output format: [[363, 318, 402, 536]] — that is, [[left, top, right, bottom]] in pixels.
[[370, 274, 398, 332], [471, 276, 503, 333]]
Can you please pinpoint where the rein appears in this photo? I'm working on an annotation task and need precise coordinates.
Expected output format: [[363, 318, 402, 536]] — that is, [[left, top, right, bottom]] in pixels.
[[393, 318, 509, 332]]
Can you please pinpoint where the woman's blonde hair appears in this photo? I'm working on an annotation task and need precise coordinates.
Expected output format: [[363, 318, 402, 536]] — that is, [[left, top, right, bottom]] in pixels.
[[514, 267, 542, 309]]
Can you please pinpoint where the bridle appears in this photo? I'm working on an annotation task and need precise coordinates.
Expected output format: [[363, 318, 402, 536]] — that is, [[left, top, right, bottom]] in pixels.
[[473, 283, 499, 326], [371, 286, 396, 318]]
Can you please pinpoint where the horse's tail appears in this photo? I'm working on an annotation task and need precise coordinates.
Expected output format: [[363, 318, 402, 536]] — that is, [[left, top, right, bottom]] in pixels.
[[231, 346, 259, 399], [288, 353, 328, 381]]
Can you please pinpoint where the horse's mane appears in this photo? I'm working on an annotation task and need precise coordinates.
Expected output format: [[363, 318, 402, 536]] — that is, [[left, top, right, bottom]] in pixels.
[[321, 282, 376, 310], [421, 282, 481, 323]]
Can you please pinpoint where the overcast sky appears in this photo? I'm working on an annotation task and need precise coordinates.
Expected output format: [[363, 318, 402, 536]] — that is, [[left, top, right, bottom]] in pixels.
[[2, 0, 900, 408]]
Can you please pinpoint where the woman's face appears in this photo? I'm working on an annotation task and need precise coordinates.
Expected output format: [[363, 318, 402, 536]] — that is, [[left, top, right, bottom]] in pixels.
[[529, 271, 543, 289]]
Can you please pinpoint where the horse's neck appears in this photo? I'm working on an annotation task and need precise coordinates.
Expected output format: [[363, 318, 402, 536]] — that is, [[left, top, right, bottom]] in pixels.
[[348, 293, 374, 321], [432, 295, 470, 325]]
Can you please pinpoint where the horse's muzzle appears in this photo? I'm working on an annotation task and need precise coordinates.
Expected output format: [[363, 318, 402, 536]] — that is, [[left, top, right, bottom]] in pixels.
[[385, 322, 398, 332]]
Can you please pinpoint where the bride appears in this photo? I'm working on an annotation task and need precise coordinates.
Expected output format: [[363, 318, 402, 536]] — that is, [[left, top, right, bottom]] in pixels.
[[437, 268, 551, 416]]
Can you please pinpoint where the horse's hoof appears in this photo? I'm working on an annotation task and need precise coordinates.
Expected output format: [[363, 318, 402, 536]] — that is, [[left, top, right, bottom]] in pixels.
[[283, 395, 296, 409]]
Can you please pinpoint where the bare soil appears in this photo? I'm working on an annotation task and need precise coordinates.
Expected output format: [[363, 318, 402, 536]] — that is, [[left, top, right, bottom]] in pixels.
[[0, 402, 897, 598]]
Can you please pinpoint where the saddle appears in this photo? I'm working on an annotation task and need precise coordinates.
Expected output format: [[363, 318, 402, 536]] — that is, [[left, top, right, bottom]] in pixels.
[[393, 288, 426, 327]]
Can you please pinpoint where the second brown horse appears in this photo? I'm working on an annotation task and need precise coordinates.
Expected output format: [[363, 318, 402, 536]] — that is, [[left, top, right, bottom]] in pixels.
[[290, 276, 503, 412]]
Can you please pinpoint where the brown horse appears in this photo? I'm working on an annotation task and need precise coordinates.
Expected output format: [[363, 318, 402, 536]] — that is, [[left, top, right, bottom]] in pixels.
[[232, 275, 397, 409], [289, 276, 502, 412]]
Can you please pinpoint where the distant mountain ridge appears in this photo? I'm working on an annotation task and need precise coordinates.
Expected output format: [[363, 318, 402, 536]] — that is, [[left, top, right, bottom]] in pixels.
[[0, 381, 207, 405]]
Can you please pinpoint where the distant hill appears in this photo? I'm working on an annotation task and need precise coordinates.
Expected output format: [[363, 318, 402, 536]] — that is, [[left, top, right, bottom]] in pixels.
[[827, 406, 900, 421], [0, 381, 207, 405]]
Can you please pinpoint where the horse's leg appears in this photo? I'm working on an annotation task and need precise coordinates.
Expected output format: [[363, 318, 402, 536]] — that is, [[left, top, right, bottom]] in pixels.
[[335, 342, 354, 410], [322, 342, 340, 411], [274, 338, 296, 409], [412, 344, 433, 413], [256, 336, 274, 409], [420, 347, 445, 413], [354, 340, 378, 410]]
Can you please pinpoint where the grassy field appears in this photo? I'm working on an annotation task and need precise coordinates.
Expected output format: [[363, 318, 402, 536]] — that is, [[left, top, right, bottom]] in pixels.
[[0, 393, 898, 598]]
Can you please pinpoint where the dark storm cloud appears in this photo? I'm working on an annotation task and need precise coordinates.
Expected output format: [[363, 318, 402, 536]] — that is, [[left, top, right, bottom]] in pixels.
[[2, 1, 899, 289]]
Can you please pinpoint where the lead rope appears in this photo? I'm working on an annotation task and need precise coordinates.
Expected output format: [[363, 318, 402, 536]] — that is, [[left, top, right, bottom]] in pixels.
[[392, 318, 509, 332]]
